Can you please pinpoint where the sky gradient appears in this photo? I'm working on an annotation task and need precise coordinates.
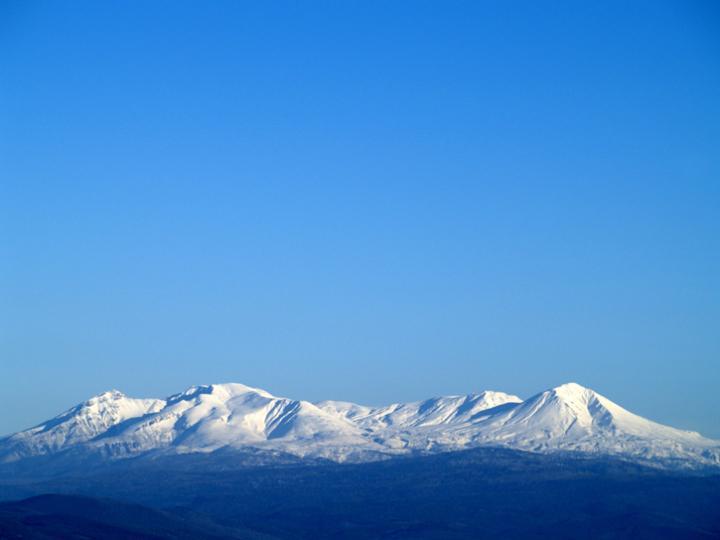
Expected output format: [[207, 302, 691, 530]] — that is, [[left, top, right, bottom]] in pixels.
[[1, 1, 719, 437]]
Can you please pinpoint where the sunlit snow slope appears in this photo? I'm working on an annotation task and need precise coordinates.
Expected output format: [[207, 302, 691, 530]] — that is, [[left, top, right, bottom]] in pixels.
[[1, 382, 718, 469]]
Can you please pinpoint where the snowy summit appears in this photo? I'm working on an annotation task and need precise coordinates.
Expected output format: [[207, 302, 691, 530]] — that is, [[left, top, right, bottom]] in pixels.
[[1, 382, 718, 469]]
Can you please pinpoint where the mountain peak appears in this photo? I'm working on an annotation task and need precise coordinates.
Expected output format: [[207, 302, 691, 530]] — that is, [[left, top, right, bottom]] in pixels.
[[548, 382, 597, 402], [2, 382, 718, 469], [208, 382, 275, 398], [165, 382, 275, 405], [87, 390, 127, 403], [552, 381, 587, 391]]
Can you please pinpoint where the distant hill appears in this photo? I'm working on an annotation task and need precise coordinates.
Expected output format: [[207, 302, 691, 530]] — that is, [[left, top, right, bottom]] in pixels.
[[1, 447, 719, 539], [0, 494, 273, 539]]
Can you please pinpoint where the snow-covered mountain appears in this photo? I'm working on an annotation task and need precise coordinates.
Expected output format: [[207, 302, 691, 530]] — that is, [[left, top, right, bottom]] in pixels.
[[317, 390, 522, 430], [0, 390, 165, 463], [1, 382, 718, 469]]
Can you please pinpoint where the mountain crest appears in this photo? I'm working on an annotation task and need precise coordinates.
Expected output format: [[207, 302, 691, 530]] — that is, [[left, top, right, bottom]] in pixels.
[[91, 389, 126, 399], [2, 381, 718, 469]]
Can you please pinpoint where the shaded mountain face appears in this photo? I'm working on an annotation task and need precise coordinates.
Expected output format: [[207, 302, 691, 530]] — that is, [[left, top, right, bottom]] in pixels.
[[2, 450, 720, 540], [0, 494, 269, 540], [1, 382, 718, 470]]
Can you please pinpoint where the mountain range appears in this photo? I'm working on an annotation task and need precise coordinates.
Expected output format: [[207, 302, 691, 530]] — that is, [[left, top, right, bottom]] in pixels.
[[2, 381, 718, 470]]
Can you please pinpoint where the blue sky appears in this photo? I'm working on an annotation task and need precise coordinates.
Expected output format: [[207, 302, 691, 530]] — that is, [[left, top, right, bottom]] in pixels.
[[1, 1, 719, 437]]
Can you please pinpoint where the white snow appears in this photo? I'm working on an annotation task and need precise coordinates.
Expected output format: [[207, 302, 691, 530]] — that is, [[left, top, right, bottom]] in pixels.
[[0, 390, 164, 462], [1, 381, 718, 468]]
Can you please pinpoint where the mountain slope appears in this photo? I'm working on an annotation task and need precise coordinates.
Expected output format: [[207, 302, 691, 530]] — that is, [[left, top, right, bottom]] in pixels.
[[0, 391, 165, 462], [3, 449, 720, 540], [1, 381, 718, 469], [317, 390, 522, 430], [434, 383, 719, 464], [84, 383, 380, 461], [0, 494, 272, 539]]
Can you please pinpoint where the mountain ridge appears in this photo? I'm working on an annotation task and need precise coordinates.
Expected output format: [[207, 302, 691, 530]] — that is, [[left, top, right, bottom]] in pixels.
[[2, 381, 718, 469]]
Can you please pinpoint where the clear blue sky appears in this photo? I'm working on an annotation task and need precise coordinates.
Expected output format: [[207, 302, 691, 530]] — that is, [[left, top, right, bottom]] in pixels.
[[1, 1, 719, 438]]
